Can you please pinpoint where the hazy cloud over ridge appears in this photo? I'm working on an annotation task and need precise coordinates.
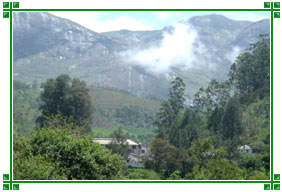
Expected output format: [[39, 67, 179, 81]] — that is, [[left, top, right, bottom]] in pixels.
[[121, 23, 209, 74]]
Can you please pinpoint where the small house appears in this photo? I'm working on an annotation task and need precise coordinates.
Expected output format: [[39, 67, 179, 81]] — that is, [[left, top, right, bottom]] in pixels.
[[93, 138, 147, 162], [238, 145, 252, 154]]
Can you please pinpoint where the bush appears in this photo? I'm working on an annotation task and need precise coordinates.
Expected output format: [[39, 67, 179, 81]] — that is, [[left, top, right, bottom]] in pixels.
[[14, 126, 125, 180], [127, 169, 160, 180]]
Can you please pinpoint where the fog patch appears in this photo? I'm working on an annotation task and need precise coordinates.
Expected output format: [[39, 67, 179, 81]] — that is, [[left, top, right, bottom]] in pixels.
[[120, 23, 211, 74], [226, 46, 241, 64]]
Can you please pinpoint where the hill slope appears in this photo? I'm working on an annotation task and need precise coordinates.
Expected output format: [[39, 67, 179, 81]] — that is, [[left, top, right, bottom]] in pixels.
[[13, 12, 270, 99]]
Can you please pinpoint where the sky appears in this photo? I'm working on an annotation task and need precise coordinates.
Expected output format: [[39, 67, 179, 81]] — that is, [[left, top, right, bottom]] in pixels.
[[51, 11, 270, 33]]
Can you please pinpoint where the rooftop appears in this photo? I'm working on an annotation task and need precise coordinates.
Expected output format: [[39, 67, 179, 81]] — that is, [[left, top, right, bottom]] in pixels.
[[93, 138, 139, 146], [238, 145, 252, 150]]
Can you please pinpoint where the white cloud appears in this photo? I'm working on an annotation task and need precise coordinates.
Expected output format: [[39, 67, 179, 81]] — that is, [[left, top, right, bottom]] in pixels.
[[122, 23, 208, 74], [225, 46, 242, 63], [51, 12, 153, 32]]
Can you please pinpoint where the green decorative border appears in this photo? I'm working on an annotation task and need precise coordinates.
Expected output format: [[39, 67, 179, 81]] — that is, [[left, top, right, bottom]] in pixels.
[[1, 1, 281, 191]]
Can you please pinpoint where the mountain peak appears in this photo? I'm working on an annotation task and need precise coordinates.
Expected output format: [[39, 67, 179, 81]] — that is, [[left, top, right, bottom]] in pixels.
[[185, 14, 252, 31]]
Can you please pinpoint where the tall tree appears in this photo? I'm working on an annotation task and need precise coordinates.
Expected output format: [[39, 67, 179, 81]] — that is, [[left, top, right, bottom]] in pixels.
[[207, 106, 224, 134], [193, 79, 230, 114], [146, 138, 185, 178], [228, 35, 270, 100], [155, 77, 186, 140], [222, 96, 243, 142], [37, 74, 93, 129], [169, 108, 203, 149]]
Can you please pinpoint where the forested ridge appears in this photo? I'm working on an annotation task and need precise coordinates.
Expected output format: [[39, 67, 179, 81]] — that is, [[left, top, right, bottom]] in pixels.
[[13, 36, 270, 180]]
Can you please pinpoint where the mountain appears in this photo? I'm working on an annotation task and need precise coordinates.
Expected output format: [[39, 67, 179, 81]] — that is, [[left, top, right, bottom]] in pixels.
[[13, 12, 270, 99], [233, 19, 270, 47]]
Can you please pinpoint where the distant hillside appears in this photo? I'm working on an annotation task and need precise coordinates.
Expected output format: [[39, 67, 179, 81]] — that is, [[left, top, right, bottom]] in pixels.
[[90, 86, 160, 129], [13, 81, 161, 136], [13, 12, 270, 99], [90, 86, 160, 112]]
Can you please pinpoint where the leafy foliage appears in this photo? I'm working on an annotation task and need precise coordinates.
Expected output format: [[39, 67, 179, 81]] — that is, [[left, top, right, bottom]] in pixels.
[[147, 36, 270, 180], [13, 35, 270, 180], [37, 74, 93, 128], [193, 80, 230, 113], [13, 81, 41, 136], [126, 169, 160, 180], [222, 96, 243, 142], [155, 77, 186, 140], [14, 117, 125, 180], [169, 108, 205, 149], [145, 138, 185, 178], [229, 34, 270, 101], [185, 137, 246, 180]]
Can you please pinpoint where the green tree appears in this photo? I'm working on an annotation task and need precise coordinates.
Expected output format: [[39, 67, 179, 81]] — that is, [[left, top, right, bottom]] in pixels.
[[13, 81, 41, 136], [14, 118, 125, 180], [185, 137, 245, 180], [222, 96, 243, 142], [127, 169, 160, 180], [14, 155, 66, 180], [228, 35, 270, 100], [146, 138, 185, 178], [155, 77, 186, 140], [193, 80, 230, 114], [37, 74, 93, 129], [207, 106, 224, 134], [168, 170, 182, 180], [169, 108, 204, 149]]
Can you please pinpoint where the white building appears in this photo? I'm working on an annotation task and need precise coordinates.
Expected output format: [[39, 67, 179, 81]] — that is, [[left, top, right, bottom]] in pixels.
[[93, 138, 147, 162], [238, 145, 253, 154]]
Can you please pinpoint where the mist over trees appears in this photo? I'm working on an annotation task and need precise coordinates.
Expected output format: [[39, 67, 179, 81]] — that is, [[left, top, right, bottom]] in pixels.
[[146, 35, 270, 179]]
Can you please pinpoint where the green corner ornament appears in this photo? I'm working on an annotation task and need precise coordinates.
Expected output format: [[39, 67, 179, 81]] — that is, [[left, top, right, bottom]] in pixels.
[[264, 2, 271, 8], [3, 184, 9, 190], [274, 174, 280, 180], [3, 174, 9, 180], [3, 12, 9, 18], [13, 2, 19, 8], [264, 184, 270, 190], [274, 2, 280, 8], [274, 184, 280, 190], [3, 2, 9, 8], [13, 184, 19, 190]]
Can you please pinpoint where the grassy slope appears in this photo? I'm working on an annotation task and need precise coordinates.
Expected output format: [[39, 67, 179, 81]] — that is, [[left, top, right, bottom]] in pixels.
[[14, 82, 161, 145], [90, 86, 160, 113]]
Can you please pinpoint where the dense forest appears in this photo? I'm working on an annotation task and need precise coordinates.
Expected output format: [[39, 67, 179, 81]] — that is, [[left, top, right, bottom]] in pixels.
[[13, 36, 270, 180]]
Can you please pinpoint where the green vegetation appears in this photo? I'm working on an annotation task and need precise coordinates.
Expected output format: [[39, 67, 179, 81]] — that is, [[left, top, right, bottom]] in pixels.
[[13, 81, 41, 136], [145, 36, 270, 180], [14, 116, 125, 180], [37, 74, 93, 129], [90, 86, 160, 131], [13, 36, 269, 180], [107, 127, 130, 160], [126, 169, 160, 180], [13, 80, 160, 146]]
